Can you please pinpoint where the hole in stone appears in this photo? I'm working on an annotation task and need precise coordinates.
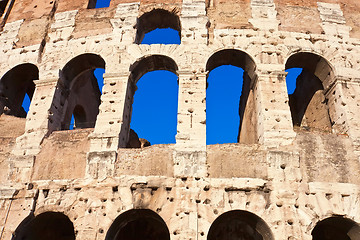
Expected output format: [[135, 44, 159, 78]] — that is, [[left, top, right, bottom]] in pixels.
[[204, 199, 211, 204], [325, 193, 333, 200], [43, 189, 49, 198], [27, 183, 34, 190]]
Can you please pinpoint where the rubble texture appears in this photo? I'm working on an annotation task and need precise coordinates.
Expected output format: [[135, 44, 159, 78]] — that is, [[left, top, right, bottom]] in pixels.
[[1, 0, 360, 239]]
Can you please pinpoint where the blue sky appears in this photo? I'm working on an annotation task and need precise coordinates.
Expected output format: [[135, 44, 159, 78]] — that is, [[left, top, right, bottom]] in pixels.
[[95, 0, 111, 8], [20, 0, 301, 145]]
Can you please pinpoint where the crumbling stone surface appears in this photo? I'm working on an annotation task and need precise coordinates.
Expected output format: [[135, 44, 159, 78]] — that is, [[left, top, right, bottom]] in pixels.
[[1, 0, 360, 239], [296, 131, 360, 184], [116, 145, 174, 177], [0, 115, 26, 183], [207, 144, 268, 179], [72, 8, 115, 39], [31, 128, 92, 180]]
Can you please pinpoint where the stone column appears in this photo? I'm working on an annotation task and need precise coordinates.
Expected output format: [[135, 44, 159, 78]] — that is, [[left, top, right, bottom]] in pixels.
[[174, 71, 207, 178], [110, 2, 139, 44], [327, 78, 360, 154], [181, 0, 208, 45], [255, 69, 296, 147], [266, 151, 303, 239], [86, 72, 132, 179], [249, 0, 279, 31], [317, 2, 351, 38], [9, 78, 58, 182]]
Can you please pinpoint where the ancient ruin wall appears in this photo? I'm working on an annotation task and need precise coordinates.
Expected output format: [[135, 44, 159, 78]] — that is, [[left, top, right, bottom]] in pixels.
[[1, 0, 360, 239]]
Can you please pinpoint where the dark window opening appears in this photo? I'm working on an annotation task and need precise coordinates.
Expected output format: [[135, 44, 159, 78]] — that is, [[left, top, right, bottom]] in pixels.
[[285, 52, 334, 132], [59, 53, 105, 130], [136, 9, 181, 44], [105, 209, 170, 240], [72, 105, 87, 129], [65, 68, 104, 130], [0, 0, 9, 17], [12, 212, 75, 240], [126, 55, 178, 147], [0, 63, 38, 118], [88, 0, 110, 9], [312, 216, 360, 240], [208, 210, 274, 240], [206, 49, 257, 144]]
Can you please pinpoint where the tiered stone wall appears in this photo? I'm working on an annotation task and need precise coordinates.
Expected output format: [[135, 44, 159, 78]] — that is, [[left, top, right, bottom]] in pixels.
[[1, 0, 360, 239]]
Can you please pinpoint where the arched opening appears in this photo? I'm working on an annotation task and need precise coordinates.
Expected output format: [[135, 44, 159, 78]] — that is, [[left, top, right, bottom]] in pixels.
[[208, 210, 274, 240], [126, 55, 179, 147], [59, 53, 105, 130], [285, 52, 334, 132], [135, 9, 181, 44], [105, 209, 170, 240], [0, 63, 38, 118], [12, 212, 75, 240], [206, 49, 257, 144], [73, 105, 87, 129], [312, 216, 360, 240]]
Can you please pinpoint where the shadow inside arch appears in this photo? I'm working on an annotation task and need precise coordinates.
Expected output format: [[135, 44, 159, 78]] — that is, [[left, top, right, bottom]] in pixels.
[[312, 216, 360, 240], [105, 209, 170, 240], [207, 210, 274, 240], [12, 211, 75, 240]]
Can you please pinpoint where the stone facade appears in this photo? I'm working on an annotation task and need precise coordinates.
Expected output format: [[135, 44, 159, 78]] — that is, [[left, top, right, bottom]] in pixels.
[[1, 0, 360, 239]]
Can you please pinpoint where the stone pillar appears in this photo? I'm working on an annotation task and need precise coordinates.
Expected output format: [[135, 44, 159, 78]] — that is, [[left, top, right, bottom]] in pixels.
[[86, 72, 132, 179], [266, 151, 303, 239], [174, 71, 207, 178], [249, 0, 279, 31], [327, 78, 360, 155], [110, 2, 139, 44], [255, 69, 296, 147], [317, 2, 351, 38], [9, 78, 58, 182], [181, 0, 208, 45]]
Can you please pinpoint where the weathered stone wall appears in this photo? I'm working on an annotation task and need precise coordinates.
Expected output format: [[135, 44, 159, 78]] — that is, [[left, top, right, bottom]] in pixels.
[[1, 0, 360, 239]]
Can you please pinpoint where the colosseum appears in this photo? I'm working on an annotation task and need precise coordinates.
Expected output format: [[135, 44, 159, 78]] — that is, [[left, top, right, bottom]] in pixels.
[[0, 0, 360, 239]]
